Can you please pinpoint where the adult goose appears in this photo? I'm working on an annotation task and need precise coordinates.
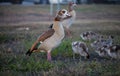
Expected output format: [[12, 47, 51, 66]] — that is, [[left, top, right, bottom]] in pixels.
[[49, 2, 77, 38], [62, 2, 77, 37], [26, 9, 72, 61]]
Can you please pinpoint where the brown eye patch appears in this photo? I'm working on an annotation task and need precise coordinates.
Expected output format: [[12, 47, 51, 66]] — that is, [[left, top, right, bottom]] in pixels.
[[58, 10, 63, 16], [62, 11, 65, 14]]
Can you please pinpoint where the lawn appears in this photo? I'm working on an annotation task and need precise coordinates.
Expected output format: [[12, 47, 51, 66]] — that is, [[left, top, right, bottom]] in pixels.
[[0, 4, 120, 76]]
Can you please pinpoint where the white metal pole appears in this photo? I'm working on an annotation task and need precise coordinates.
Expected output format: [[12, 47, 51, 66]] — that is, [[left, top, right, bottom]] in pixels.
[[57, 0, 60, 11], [50, 3, 53, 16]]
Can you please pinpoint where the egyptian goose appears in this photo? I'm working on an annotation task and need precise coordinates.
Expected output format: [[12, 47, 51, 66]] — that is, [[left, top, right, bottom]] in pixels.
[[95, 45, 108, 57], [62, 2, 77, 37], [104, 35, 114, 47], [80, 31, 98, 41], [104, 45, 120, 59], [91, 35, 114, 58], [26, 9, 72, 61], [91, 35, 114, 49], [71, 41, 89, 60], [49, 2, 76, 38], [91, 39, 104, 49]]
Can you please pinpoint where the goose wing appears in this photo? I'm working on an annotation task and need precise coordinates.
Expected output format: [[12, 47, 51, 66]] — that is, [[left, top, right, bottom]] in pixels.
[[29, 28, 55, 51], [37, 29, 55, 42]]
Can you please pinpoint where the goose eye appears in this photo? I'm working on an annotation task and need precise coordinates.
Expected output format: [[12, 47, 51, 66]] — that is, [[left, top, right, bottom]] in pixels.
[[62, 11, 65, 13]]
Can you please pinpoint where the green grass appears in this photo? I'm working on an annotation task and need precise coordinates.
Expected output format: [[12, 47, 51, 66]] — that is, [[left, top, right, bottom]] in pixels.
[[0, 5, 120, 76], [0, 53, 53, 71]]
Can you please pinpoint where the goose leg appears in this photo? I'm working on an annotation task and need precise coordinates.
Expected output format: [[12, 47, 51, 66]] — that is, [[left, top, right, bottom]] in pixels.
[[47, 51, 52, 61], [79, 55, 81, 62], [73, 53, 75, 61], [65, 28, 72, 38]]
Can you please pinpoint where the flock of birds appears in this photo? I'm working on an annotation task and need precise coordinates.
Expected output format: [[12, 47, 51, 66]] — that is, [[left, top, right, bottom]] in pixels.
[[26, 2, 120, 61], [73, 31, 120, 60]]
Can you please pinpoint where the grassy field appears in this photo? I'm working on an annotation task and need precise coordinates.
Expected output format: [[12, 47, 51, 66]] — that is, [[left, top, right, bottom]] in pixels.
[[0, 4, 120, 76]]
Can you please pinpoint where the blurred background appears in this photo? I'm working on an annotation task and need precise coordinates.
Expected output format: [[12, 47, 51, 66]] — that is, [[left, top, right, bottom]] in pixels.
[[0, 0, 120, 5]]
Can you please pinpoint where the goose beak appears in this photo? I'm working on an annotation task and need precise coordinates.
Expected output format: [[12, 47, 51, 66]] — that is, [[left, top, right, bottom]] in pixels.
[[73, 4, 77, 7], [64, 12, 72, 19], [66, 13, 71, 17], [66, 14, 72, 19]]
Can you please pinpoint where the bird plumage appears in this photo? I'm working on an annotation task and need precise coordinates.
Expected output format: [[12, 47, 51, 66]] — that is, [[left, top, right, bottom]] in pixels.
[[62, 2, 76, 37], [48, 2, 76, 38], [26, 9, 72, 61], [105, 45, 120, 59], [80, 31, 98, 41], [72, 41, 90, 60], [95, 45, 108, 57]]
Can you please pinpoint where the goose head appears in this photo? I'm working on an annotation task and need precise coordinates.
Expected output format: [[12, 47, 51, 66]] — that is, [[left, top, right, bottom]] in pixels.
[[54, 9, 72, 21], [72, 41, 79, 48], [68, 2, 77, 11]]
